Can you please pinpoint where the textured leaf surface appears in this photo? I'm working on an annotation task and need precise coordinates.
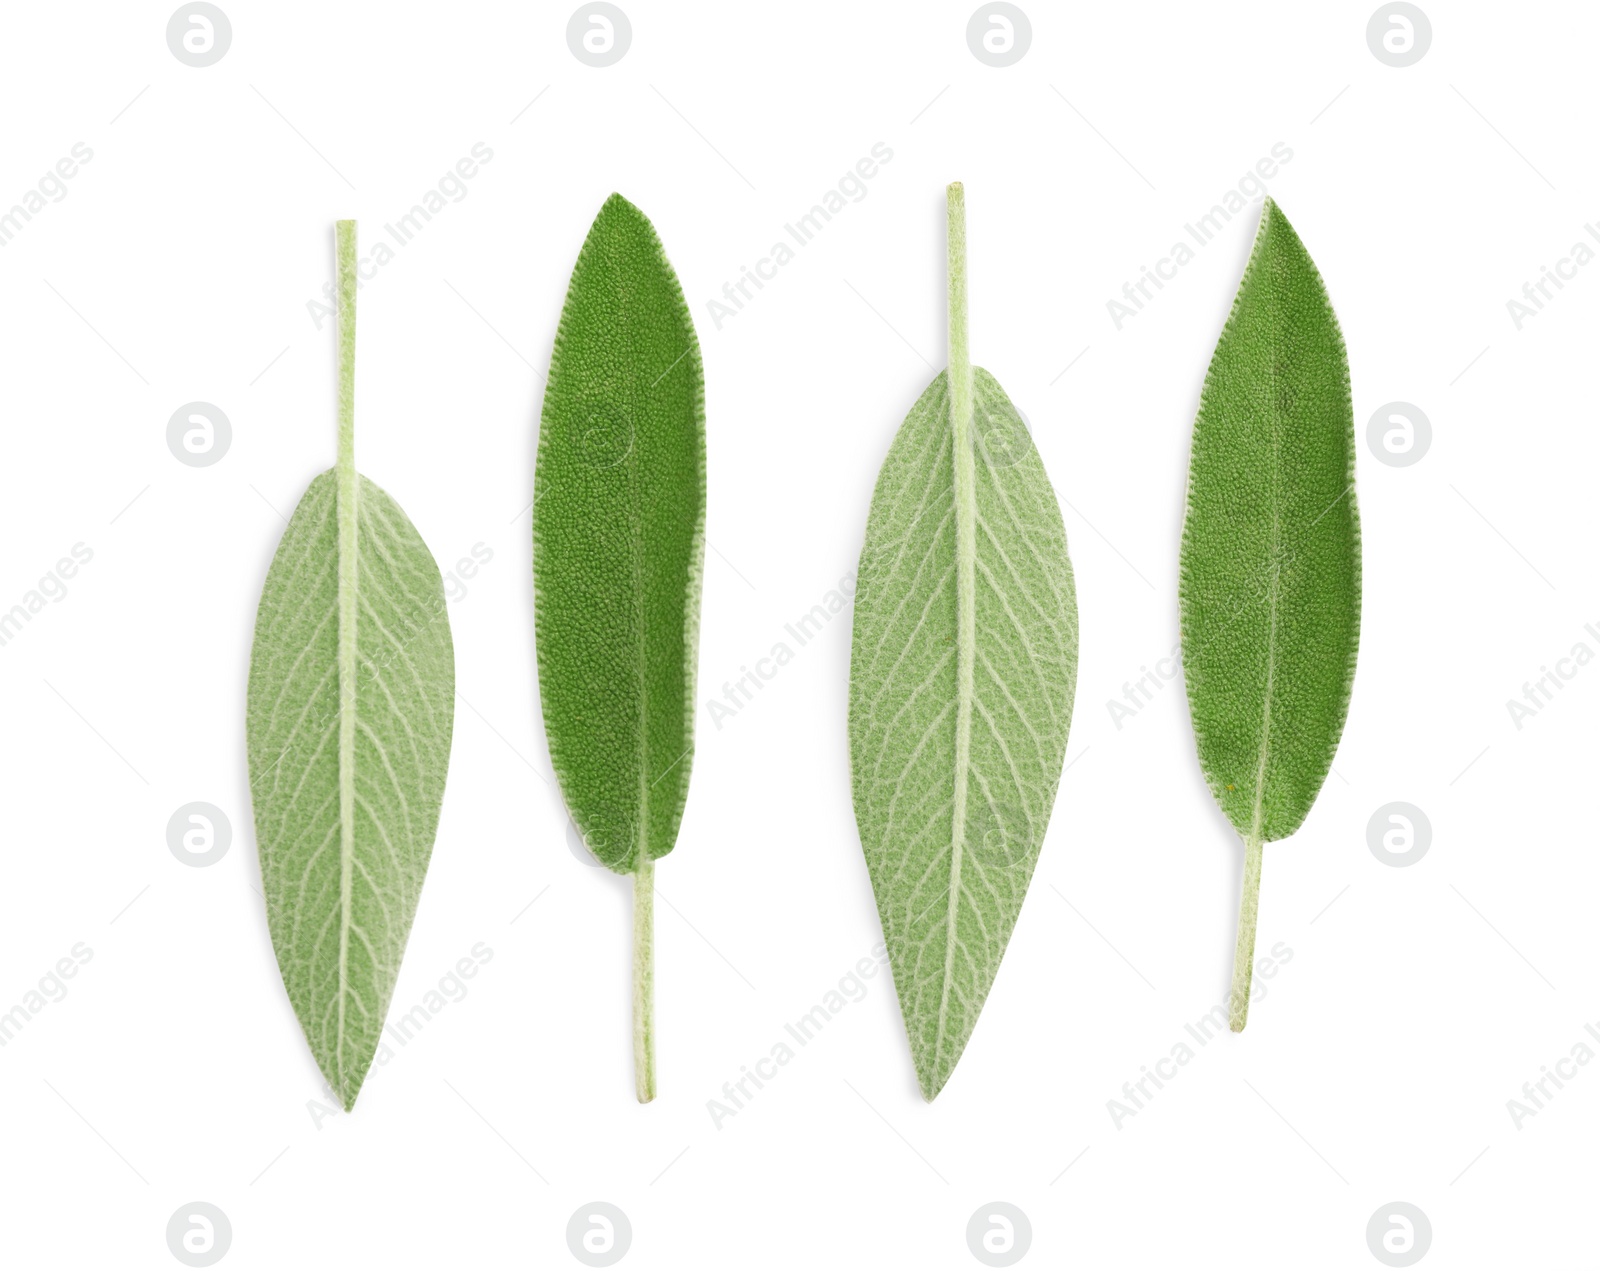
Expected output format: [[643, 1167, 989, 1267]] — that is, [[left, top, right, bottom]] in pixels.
[[1180, 198, 1360, 846], [534, 193, 705, 874], [849, 367, 1078, 1099], [247, 220, 454, 1107], [247, 471, 455, 1108]]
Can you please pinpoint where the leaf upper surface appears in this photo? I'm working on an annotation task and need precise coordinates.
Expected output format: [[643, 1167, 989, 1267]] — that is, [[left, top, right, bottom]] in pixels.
[[534, 194, 706, 873], [1180, 199, 1360, 844]]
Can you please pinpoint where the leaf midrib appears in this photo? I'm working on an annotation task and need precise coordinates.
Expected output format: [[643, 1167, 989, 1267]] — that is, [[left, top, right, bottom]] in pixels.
[[934, 187, 977, 1073], [626, 345, 651, 872], [1248, 238, 1284, 848], [601, 240, 654, 874], [335, 221, 360, 1095]]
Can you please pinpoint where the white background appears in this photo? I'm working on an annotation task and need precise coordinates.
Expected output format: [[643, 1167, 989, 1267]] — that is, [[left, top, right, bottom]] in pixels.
[[0, 1, 1593, 1267]]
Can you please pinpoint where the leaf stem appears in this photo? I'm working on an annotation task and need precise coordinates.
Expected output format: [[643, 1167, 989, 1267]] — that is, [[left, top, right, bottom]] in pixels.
[[946, 182, 970, 434], [335, 220, 357, 479], [633, 856, 656, 1102], [1229, 833, 1263, 1031]]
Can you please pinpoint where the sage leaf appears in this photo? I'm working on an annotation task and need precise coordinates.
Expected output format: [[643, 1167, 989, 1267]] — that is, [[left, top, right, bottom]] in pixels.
[[1180, 198, 1360, 1031], [534, 194, 705, 1103], [848, 184, 1079, 1100], [247, 222, 456, 1109]]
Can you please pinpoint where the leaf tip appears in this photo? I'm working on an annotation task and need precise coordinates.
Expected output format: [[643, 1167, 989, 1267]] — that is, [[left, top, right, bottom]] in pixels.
[[1259, 195, 1297, 238], [593, 192, 662, 246], [915, 1056, 950, 1102], [330, 1066, 363, 1112]]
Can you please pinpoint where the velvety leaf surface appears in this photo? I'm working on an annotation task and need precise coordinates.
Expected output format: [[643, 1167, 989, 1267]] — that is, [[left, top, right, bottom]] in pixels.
[[247, 471, 455, 1108], [1180, 198, 1360, 846], [850, 366, 1077, 1099], [534, 193, 705, 874]]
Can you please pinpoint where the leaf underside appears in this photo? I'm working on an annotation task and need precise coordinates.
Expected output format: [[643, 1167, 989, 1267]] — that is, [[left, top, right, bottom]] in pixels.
[[849, 369, 1077, 1099], [534, 193, 706, 874], [1180, 199, 1360, 844], [247, 471, 454, 1108]]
